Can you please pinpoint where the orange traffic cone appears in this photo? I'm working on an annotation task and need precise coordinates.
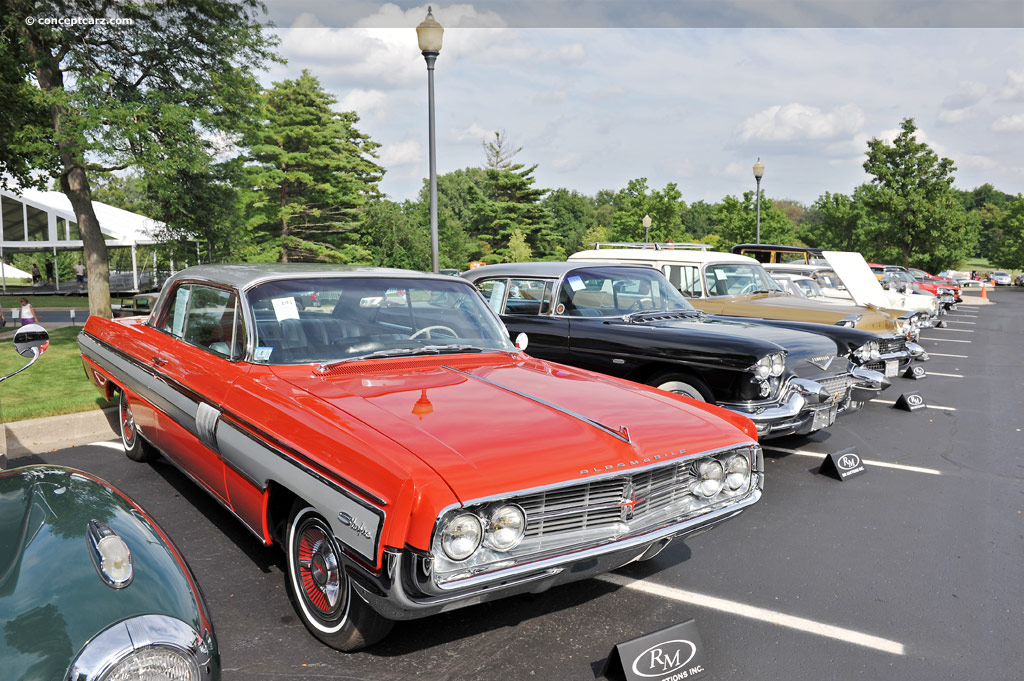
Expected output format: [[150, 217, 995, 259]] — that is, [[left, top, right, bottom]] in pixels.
[[980, 283, 988, 300]]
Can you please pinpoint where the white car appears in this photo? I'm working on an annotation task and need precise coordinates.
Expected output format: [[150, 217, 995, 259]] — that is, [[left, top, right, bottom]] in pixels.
[[989, 270, 1012, 286]]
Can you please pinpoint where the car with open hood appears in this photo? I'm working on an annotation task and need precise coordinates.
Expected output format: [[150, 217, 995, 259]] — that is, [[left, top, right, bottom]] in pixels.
[[78, 264, 764, 652], [462, 262, 889, 440], [765, 258, 943, 327]]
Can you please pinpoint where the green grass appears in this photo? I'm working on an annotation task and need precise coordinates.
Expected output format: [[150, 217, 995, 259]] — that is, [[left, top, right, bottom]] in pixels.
[[0, 326, 113, 422]]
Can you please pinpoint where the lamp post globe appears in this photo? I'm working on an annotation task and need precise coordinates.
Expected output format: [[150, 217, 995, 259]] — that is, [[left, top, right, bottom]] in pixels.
[[418, 7, 444, 273], [642, 214, 652, 245], [752, 158, 765, 245]]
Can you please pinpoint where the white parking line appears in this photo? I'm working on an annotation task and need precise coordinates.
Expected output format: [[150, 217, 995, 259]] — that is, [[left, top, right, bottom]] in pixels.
[[929, 353, 968, 358], [871, 399, 957, 411], [947, 313, 978, 318], [597, 574, 906, 655], [927, 338, 972, 343], [87, 441, 124, 451], [765, 447, 943, 475], [927, 372, 964, 378], [933, 327, 974, 332], [943, 320, 976, 325]]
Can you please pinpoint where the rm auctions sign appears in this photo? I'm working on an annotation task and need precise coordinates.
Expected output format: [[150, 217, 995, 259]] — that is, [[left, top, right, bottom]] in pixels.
[[602, 619, 708, 681]]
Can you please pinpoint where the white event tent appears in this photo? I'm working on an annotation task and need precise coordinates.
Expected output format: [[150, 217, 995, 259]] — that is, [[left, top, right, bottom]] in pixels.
[[0, 186, 168, 293]]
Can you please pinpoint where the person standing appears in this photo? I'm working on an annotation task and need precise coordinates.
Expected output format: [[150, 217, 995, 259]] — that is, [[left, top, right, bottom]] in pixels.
[[44, 258, 54, 284], [32, 263, 41, 286], [19, 298, 36, 326], [73, 261, 86, 291]]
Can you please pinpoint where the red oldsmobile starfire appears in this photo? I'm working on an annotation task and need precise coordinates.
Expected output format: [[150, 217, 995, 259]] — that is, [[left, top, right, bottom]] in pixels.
[[79, 265, 763, 651]]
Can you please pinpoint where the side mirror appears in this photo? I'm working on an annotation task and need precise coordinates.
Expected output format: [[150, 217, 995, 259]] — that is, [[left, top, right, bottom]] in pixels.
[[515, 332, 529, 352], [14, 323, 49, 359]]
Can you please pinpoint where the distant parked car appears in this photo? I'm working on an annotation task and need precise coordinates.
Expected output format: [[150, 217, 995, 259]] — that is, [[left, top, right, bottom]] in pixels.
[[989, 270, 1012, 286], [1014, 274, 1024, 287]]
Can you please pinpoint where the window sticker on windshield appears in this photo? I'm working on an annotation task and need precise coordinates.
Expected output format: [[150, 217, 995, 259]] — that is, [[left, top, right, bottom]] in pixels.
[[567, 275, 585, 291], [254, 347, 273, 362], [171, 287, 190, 338], [271, 296, 300, 321]]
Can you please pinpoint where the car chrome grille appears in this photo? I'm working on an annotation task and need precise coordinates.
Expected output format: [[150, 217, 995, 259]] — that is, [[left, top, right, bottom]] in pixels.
[[516, 461, 701, 545], [816, 373, 856, 402], [879, 337, 908, 354], [429, 445, 762, 586]]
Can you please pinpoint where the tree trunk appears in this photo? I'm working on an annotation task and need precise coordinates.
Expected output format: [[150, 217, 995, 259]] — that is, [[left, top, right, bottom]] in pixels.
[[22, 24, 112, 318]]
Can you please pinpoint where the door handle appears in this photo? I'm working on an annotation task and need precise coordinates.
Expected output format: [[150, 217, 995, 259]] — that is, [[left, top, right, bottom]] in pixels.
[[152, 357, 168, 367]]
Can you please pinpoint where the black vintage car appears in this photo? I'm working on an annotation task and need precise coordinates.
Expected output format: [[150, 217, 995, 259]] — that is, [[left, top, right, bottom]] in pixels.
[[463, 262, 890, 440]]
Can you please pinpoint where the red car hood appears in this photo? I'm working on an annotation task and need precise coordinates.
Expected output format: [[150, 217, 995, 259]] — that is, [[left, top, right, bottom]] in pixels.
[[272, 353, 753, 503]]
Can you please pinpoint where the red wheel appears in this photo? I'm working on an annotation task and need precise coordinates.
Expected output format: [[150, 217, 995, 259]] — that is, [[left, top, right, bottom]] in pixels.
[[285, 505, 393, 651]]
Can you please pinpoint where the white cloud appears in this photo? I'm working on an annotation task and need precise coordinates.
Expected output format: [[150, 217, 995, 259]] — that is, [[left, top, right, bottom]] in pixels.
[[738, 103, 865, 142], [938, 108, 977, 125], [338, 89, 392, 118], [941, 81, 987, 110], [996, 68, 1024, 101], [551, 152, 582, 171], [451, 123, 492, 143], [992, 113, 1024, 133], [378, 140, 422, 166], [554, 43, 586, 62]]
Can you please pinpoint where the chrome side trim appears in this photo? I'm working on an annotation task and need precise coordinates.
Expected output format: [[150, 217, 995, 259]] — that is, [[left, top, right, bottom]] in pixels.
[[81, 331, 387, 508]]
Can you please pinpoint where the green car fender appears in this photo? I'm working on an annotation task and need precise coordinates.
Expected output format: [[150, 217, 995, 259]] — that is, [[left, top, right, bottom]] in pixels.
[[0, 465, 219, 681]]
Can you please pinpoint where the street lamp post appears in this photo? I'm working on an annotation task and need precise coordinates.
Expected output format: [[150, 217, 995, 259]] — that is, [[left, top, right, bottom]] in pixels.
[[642, 213, 652, 245], [417, 7, 444, 273], [752, 158, 765, 245]]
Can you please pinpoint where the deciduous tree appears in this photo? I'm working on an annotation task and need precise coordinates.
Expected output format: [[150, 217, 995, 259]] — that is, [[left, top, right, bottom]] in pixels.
[[859, 117, 974, 270], [0, 0, 275, 316]]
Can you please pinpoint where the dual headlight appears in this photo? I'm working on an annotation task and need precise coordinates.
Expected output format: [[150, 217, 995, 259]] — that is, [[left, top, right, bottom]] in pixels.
[[853, 339, 881, 363], [440, 504, 526, 561], [692, 453, 751, 498], [750, 352, 785, 380]]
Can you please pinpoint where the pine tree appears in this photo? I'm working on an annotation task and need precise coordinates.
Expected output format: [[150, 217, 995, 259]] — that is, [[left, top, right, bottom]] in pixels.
[[244, 71, 384, 263]]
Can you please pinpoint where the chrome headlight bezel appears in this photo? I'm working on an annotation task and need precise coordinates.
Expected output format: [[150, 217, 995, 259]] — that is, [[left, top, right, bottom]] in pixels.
[[853, 339, 881, 363], [750, 352, 785, 379]]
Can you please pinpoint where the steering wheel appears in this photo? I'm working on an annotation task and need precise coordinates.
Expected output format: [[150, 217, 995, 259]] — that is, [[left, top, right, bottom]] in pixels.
[[736, 282, 757, 295], [626, 299, 651, 312], [409, 325, 459, 340]]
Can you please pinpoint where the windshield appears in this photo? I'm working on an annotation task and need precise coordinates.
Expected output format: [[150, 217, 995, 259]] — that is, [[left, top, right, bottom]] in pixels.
[[704, 262, 784, 296], [245, 276, 515, 364], [556, 266, 696, 316]]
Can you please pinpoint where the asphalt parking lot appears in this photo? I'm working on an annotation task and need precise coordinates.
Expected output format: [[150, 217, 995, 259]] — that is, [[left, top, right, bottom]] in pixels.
[[20, 288, 1024, 680]]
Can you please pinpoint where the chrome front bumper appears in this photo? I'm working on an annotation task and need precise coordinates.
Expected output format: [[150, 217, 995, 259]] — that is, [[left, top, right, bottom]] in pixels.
[[348, 487, 762, 621]]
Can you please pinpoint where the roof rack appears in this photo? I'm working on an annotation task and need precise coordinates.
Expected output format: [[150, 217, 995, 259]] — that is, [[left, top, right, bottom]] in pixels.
[[589, 242, 712, 251]]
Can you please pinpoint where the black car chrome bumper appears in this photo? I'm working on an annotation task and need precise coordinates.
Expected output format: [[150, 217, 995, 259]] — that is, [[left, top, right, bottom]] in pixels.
[[347, 488, 761, 621]]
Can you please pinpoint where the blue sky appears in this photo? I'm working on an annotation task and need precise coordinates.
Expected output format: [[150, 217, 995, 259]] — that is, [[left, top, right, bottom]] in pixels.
[[261, 2, 1024, 205]]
